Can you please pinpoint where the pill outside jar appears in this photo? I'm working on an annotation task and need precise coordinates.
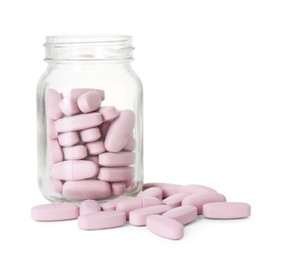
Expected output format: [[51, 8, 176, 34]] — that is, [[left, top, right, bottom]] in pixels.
[[37, 35, 143, 203]]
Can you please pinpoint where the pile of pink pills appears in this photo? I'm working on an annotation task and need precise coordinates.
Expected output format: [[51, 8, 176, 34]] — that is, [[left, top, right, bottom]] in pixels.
[[31, 183, 251, 240], [46, 88, 137, 200]]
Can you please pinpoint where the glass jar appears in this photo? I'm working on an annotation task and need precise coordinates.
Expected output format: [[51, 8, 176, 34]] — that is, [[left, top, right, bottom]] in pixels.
[[37, 35, 143, 203]]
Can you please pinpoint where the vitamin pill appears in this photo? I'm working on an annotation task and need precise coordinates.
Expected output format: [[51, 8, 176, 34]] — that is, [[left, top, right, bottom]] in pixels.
[[123, 135, 136, 151], [163, 193, 192, 208], [55, 113, 102, 133], [137, 187, 163, 200], [78, 90, 102, 113], [80, 128, 101, 143], [98, 167, 134, 182], [31, 203, 79, 221], [146, 215, 184, 240], [99, 106, 119, 121], [58, 132, 80, 147], [111, 182, 126, 196], [143, 183, 182, 198], [182, 193, 226, 214], [116, 197, 162, 218], [59, 98, 80, 116], [203, 202, 251, 219], [78, 211, 126, 230], [79, 200, 101, 215], [98, 152, 135, 167], [63, 180, 111, 200], [49, 176, 63, 193], [162, 205, 197, 225], [129, 205, 171, 226], [178, 184, 217, 194], [101, 198, 124, 211], [63, 145, 87, 160], [45, 89, 63, 120], [49, 139, 63, 163], [51, 160, 98, 181], [63, 88, 105, 101], [86, 141, 105, 155], [105, 110, 135, 152]]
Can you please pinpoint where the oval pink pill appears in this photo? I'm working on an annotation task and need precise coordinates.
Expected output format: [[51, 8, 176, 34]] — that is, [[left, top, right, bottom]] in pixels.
[[78, 90, 102, 113], [203, 202, 251, 219], [163, 193, 192, 208], [80, 128, 101, 143], [31, 203, 79, 221], [138, 187, 163, 200], [63, 180, 111, 200], [98, 167, 134, 182], [58, 132, 80, 147], [143, 183, 182, 198], [63, 145, 87, 160], [101, 198, 124, 211], [51, 160, 98, 181], [129, 205, 171, 226], [55, 113, 102, 133], [162, 205, 197, 225], [105, 110, 135, 152], [146, 215, 184, 240], [86, 141, 105, 155], [45, 89, 63, 120], [182, 193, 226, 214], [99, 106, 119, 121], [98, 152, 135, 167], [78, 211, 126, 230], [79, 200, 101, 215]]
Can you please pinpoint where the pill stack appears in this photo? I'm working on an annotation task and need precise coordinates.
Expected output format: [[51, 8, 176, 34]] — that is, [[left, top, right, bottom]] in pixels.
[[31, 183, 251, 240], [45, 88, 137, 201]]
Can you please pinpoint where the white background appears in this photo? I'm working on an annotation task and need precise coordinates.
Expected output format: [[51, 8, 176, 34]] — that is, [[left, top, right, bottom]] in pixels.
[[0, 0, 282, 259]]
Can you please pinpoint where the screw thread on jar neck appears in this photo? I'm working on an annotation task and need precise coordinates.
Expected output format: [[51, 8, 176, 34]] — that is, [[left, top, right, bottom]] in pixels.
[[44, 35, 134, 62]]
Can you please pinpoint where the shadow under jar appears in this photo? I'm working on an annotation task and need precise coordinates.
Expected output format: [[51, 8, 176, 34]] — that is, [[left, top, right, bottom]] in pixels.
[[37, 35, 143, 203]]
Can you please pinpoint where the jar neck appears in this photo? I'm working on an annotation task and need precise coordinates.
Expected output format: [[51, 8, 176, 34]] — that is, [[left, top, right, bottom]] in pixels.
[[44, 35, 134, 63]]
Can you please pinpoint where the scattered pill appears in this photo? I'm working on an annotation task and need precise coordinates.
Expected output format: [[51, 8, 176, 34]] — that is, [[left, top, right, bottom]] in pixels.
[[137, 187, 163, 200], [31, 203, 79, 221], [101, 198, 124, 211], [80, 200, 101, 215], [178, 184, 217, 194], [163, 193, 192, 208], [162, 205, 197, 225], [203, 202, 251, 219]]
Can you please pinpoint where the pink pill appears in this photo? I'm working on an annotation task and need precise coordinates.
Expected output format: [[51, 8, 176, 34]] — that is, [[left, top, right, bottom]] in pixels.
[[55, 113, 102, 133], [63, 145, 87, 160], [162, 205, 197, 225], [116, 197, 162, 219], [58, 132, 80, 147], [59, 98, 80, 116], [49, 176, 63, 193], [31, 203, 79, 221], [203, 202, 251, 219], [51, 160, 98, 181], [49, 139, 63, 163], [47, 119, 58, 139], [129, 205, 171, 226], [111, 182, 126, 196], [182, 193, 226, 214], [78, 90, 102, 113], [98, 152, 135, 167], [105, 110, 135, 152], [123, 135, 136, 151], [163, 193, 192, 208], [143, 183, 182, 198], [63, 180, 111, 200], [146, 215, 184, 240], [87, 156, 99, 164], [101, 198, 124, 211], [45, 89, 63, 120], [98, 167, 134, 182], [80, 128, 101, 143], [63, 88, 105, 101], [86, 141, 105, 155], [137, 187, 163, 200], [99, 106, 119, 121], [178, 184, 217, 194], [79, 200, 101, 215], [78, 211, 126, 230], [100, 121, 111, 138]]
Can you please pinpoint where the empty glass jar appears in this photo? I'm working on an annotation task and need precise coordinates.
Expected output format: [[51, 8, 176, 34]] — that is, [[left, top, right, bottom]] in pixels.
[[37, 35, 143, 202]]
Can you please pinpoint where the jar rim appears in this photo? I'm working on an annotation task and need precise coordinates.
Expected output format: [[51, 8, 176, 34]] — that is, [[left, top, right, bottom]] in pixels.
[[45, 34, 132, 46]]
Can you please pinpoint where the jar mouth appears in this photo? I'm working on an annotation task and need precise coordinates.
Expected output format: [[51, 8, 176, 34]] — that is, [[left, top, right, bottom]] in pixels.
[[45, 34, 132, 46], [44, 34, 134, 61]]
